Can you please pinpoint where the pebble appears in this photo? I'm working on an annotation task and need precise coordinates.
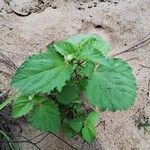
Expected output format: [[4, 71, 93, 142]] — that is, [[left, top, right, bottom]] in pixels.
[[88, 5, 92, 8], [52, 5, 57, 9], [10, 0, 39, 16]]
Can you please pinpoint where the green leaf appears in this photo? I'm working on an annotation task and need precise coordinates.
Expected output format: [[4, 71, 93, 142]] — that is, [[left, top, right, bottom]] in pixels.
[[144, 126, 150, 133], [12, 95, 33, 118], [11, 46, 73, 94], [74, 103, 84, 115], [62, 123, 76, 138], [78, 62, 95, 78], [77, 46, 106, 64], [78, 79, 88, 91], [64, 118, 83, 133], [86, 112, 100, 125], [66, 34, 111, 55], [31, 95, 47, 104], [81, 112, 99, 143], [29, 101, 61, 132], [86, 58, 137, 111], [54, 34, 110, 65], [66, 34, 110, 64], [56, 82, 80, 105], [82, 122, 96, 143], [54, 41, 75, 61]]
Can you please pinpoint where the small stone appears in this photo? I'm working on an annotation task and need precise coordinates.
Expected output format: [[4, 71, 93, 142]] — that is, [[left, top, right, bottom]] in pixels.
[[99, 0, 105, 2], [78, 7, 82, 10], [88, 5, 92, 8], [52, 5, 57, 9], [10, 0, 39, 16], [9, 27, 13, 30], [114, 2, 118, 4], [94, 24, 103, 28]]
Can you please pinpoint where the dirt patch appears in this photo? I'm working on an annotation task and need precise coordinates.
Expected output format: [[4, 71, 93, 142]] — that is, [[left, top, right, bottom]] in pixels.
[[0, 0, 150, 149]]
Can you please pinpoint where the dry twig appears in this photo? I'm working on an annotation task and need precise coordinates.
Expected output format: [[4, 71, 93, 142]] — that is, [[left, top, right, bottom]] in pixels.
[[112, 34, 150, 56]]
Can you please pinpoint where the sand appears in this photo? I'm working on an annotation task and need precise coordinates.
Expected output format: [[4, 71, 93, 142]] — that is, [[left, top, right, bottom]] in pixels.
[[0, 0, 150, 149]]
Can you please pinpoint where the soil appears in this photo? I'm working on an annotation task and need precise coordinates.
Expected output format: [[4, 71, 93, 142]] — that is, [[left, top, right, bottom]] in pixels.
[[0, 0, 150, 149]]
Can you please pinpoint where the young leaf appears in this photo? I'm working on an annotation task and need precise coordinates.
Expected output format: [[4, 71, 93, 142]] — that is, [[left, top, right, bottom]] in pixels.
[[73, 103, 84, 115], [29, 101, 61, 132], [77, 46, 106, 64], [62, 122, 76, 138], [66, 34, 111, 55], [53, 41, 75, 61], [86, 112, 100, 125], [56, 82, 80, 105], [11, 46, 73, 94], [81, 112, 100, 143], [54, 35, 108, 65], [82, 122, 96, 143], [86, 58, 137, 111], [12, 95, 33, 118], [144, 125, 150, 133], [64, 118, 83, 133]]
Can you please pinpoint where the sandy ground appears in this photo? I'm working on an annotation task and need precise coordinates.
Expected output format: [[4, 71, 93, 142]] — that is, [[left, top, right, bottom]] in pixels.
[[0, 0, 150, 149]]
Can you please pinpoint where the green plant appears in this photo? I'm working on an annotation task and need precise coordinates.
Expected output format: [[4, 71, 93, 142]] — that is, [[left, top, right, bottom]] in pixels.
[[9, 34, 136, 143]]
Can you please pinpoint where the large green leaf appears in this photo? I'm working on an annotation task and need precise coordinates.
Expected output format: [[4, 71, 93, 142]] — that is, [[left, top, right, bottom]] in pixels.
[[11, 46, 73, 94], [12, 95, 34, 118], [82, 122, 96, 143], [56, 82, 80, 105], [86, 58, 137, 111], [29, 101, 61, 132]]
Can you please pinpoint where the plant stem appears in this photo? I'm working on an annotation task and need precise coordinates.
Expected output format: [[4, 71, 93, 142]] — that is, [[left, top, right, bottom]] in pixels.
[[0, 92, 20, 110]]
